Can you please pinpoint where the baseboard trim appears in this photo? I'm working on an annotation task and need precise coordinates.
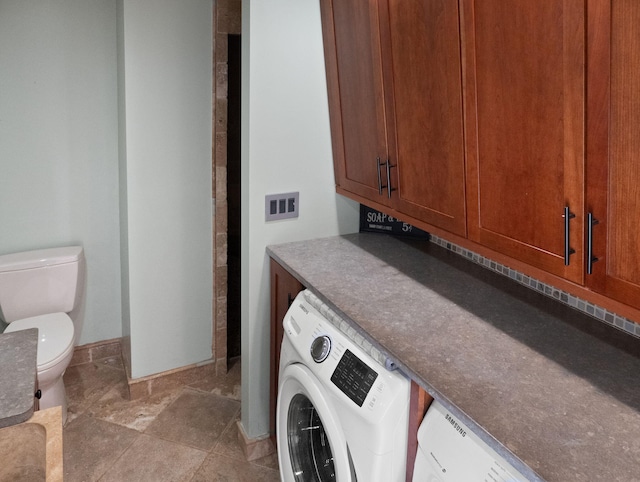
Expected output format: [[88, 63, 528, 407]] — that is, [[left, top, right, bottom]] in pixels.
[[236, 421, 275, 461], [70, 338, 122, 367], [71, 338, 219, 401], [126, 359, 217, 400]]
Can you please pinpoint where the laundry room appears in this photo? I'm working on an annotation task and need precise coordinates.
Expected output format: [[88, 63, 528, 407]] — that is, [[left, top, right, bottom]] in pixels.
[[268, 1, 640, 481], [2, 1, 640, 481]]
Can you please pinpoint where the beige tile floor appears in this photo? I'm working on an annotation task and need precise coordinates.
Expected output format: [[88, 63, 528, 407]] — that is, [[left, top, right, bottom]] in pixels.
[[62, 356, 280, 482]]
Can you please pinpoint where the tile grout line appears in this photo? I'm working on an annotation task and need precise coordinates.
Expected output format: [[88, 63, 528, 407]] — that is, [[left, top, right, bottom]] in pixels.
[[94, 425, 141, 482], [209, 404, 242, 454]]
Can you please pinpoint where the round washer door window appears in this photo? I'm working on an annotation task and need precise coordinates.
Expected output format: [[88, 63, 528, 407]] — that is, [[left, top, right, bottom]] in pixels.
[[277, 363, 354, 482], [287, 393, 335, 480]]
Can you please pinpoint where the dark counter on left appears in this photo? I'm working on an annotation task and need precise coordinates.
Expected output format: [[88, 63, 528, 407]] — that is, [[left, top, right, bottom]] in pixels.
[[0, 328, 38, 428]]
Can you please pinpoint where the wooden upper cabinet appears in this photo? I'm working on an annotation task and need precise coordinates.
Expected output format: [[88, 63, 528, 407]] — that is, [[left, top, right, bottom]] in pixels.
[[383, 0, 467, 236], [586, 0, 640, 308], [320, 0, 467, 235], [462, 0, 585, 283], [319, 0, 391, 204], [320, 0, 640, 314]]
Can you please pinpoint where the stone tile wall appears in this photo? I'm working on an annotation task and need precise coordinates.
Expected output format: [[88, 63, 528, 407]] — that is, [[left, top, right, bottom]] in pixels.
[[213, 0, 241, 373]]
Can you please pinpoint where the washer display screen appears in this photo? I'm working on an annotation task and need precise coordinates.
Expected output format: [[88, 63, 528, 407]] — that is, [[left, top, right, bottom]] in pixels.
[[331, 349, 378, 406]]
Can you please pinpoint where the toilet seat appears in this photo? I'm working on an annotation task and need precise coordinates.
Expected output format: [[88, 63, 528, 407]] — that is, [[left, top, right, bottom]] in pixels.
[[5, 313, 75, 371]]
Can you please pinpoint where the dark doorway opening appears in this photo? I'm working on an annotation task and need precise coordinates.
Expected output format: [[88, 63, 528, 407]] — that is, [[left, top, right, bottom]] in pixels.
[[227, 34, 242, 360]]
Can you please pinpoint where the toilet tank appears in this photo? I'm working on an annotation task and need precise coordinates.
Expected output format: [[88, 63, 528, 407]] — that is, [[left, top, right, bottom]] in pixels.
[[0, 246, 84, 323]]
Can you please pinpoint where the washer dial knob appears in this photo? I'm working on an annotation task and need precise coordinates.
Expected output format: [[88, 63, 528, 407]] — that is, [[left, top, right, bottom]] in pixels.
[[310, 335, 331, 363]]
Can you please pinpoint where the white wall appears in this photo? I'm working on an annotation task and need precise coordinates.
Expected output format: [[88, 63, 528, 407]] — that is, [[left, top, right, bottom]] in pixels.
[[241, 0, 360, 438], [0, 0, 122, 344], [118, 0, 214, 378]]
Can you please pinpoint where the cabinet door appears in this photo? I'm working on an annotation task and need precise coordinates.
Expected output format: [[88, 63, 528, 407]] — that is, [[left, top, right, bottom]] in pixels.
[[586, 0, 640, 309], [269, 259, 304, 443], [319, 0, 391, 204], [383, 0, 467, 237], [462, 0, 585, 283]]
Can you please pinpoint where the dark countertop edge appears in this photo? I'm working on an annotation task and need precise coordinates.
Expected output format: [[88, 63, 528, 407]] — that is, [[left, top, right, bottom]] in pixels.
[[268, 241, 545, 482], [267, 249, 307, 289], [0, 328, 38, 429], [0, 405, 35, 429]]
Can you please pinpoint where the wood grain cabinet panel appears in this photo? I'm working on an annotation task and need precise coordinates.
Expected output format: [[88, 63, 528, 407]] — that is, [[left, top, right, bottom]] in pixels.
[[461, 0, 585, 283], [384, 0, 467, 236], [320, 0, 391, 204], [586, 0, 640, 308], [269, 259, 304, 445]]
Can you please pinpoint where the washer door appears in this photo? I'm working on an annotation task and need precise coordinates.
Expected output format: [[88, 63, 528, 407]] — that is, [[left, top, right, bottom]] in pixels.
[[277, 363, 355, 482]]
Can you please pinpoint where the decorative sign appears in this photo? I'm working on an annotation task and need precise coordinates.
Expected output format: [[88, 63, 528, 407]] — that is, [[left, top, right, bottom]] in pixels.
[[359, 205, 430, 239]]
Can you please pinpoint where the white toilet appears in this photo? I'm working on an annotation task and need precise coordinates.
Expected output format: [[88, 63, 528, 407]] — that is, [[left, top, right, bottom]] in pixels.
[[0, 246, 84, 425]]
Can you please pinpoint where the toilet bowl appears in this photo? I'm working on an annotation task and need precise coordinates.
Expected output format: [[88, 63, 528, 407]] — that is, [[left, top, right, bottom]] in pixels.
[[0, 246, 84, 425]]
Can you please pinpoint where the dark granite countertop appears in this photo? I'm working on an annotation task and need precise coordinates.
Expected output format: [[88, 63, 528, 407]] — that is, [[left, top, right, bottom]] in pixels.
[[267, 233, 640, 482], [0, 328, 38, 428]]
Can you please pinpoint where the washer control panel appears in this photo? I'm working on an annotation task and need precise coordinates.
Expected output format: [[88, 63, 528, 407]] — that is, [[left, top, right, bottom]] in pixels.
[[330, 349, 378, 407], [283, 290, 409, 420]]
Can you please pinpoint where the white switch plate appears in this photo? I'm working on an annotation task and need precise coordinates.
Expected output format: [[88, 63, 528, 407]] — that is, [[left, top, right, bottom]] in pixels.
[[265, 192, 299, 221]]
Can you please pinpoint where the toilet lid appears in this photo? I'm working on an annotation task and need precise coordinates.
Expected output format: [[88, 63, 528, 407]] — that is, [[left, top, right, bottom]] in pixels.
[[4, 313, 75, 370]]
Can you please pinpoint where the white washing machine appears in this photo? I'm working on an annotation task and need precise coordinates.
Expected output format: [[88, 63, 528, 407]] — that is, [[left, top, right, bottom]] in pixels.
[[412, 400, 530, 482], [277, 290, 410, 482]]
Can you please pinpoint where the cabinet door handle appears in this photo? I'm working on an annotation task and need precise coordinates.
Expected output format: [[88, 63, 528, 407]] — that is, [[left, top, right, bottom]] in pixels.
[[563, 206, 576, 265], [385, 160, 396, 199], [376, 157, 385, 195], [587, 212, 600, 274]]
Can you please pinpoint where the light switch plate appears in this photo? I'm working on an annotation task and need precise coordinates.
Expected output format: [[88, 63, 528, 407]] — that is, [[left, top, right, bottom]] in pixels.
[[265, 192, 299, 221]]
